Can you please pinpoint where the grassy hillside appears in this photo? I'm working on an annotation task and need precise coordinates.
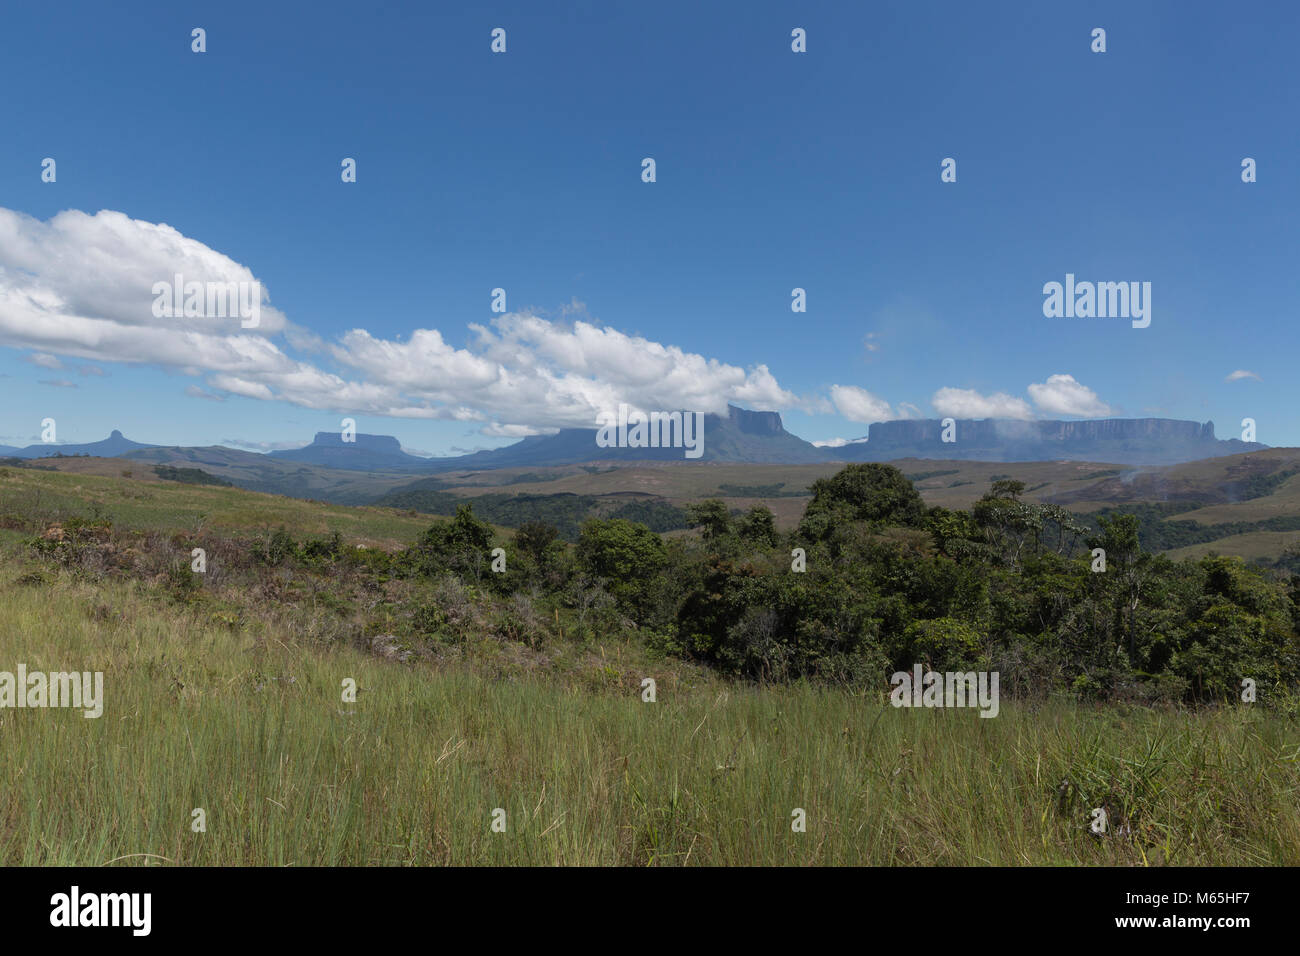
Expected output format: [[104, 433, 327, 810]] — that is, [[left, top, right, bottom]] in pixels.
[[2, 562, 1296, 865], [1165, 531, 1300, 563], [0, 460, 433, 548], [1, 461, 1298, 865], [121, 445, 418, 503]]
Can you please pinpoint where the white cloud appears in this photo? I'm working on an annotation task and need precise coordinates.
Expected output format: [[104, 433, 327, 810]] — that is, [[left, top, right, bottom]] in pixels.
[[25, 352, 62, 369], [931, 386, 1033, 420], [1225, 369, 1261, 382], [482, 422, 559, 438], [459, 313, 799, 427], [0, 207, 812, 434], [829, 384, 893, 423], [812, 436, 868, 448], [796, 395, 835, 415], [0, 208, 288, 335], [1026, 374, 1113, 417], [220, 438, 310, 452], [207, 375, 275, 401]]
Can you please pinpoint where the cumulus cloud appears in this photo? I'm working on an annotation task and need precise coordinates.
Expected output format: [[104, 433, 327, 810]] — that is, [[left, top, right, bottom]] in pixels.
[[829, 384, 893, 424], [1225, 369, 1261, 382], [931, 386, 1033, 420], [0, 206, 808, 435], [25, 352, 62, 369], [1026, 374, 1113, 417], [460, 313, 798, 427], [0, 208, 288, 335], [37, 379, 77, 388]]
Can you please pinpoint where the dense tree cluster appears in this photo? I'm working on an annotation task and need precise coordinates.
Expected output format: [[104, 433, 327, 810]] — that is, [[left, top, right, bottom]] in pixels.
[[378, 488, 687, 540], [398, 465, 1300, 703]]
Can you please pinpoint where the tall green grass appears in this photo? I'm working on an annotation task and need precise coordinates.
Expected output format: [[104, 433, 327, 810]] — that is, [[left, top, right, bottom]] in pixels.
[[1, 572, 1296, 865]]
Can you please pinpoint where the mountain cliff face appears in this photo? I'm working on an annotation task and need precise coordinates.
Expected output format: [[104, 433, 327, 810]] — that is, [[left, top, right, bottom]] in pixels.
[[414, 405, 833, 472], [837, 418, 1260, 465], [268, 432, 434, 472], [305, 432, 406, 454], [728, 405, 785, 436]]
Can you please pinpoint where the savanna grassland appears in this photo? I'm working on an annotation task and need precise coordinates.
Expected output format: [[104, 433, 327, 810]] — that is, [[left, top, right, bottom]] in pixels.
[[0, 462, 1298, 865]]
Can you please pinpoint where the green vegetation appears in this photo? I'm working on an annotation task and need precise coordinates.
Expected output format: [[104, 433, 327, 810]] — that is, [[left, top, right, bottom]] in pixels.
[[376, 489, 688, 540], [20, 461, 1298, 703], [153, 465, 234, 486], [0, 464, 431, 548], [1232, 467, 1300, 502], [3, 575, 1295, 865], [716, 482, 807, 497], [1088, 502, 1300, 553], [3, 461, 1299, 865]]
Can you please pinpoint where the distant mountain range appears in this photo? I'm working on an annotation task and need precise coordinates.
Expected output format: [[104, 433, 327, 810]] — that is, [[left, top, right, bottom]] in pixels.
[[3, 408, 1269, 472], [836, 417, 1265, 466], [272, 405, 830, 472], [0, 429, 155, 459], [261, 407, 1268, 469]]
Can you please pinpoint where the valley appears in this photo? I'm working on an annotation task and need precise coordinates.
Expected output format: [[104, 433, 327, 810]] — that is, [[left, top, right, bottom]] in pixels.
[[12, 446, 1300, 564]]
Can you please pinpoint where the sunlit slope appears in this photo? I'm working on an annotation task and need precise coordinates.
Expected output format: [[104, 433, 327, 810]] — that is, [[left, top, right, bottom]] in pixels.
[[11, 448, 1300, 562]]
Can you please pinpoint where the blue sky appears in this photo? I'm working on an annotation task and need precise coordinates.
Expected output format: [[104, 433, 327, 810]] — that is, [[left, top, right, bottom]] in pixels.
[[1, 0, 1296, 454]]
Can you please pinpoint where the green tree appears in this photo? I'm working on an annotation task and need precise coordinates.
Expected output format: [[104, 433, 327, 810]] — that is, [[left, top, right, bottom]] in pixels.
[[576, 518, 668, 615], [685, 499, 732, 541], [903, 617, 988, 671], [799, 463, 926, 539], [737, 505, 778, 546], [415, 503, 495, 581], [1086, 513, 1151, 663], [989, 478, 1026, 500], [514, 520, 560, 565]]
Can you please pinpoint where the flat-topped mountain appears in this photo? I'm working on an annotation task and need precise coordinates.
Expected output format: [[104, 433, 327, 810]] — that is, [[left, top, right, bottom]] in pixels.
[[836, 418, 1264, 466], [414, 404, 834, 471], [268, 431, 434, 472], [8, 412, 1271, 475], [257, 405, 834, 473]]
